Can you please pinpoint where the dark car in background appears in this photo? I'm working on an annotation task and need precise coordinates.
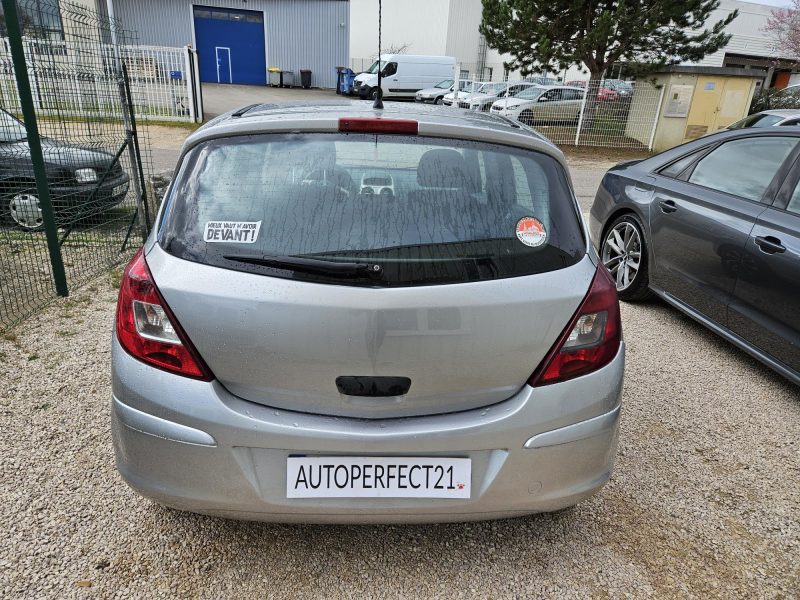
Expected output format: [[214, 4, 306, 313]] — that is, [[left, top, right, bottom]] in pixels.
[[0, 108, 129, 230], [590, 128, 800, 385]]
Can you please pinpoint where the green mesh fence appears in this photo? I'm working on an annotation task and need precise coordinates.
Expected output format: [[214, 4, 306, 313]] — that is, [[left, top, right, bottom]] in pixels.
[[0, 0, 152, 330]]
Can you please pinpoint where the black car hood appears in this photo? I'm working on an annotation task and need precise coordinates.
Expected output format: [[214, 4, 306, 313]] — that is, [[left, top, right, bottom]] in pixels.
[[3, 139, 117, 169]]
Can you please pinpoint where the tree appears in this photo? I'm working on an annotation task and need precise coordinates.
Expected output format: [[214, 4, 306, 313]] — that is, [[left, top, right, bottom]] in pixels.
[[765, 0, 800, 60], [480, 0, 738, 83]]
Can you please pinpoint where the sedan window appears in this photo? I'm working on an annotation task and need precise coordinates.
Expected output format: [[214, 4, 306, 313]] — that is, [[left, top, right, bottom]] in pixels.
[[786, 181, 800, 215], [687, 137, 799, 202], [515, 87, 545, 100], [658, 150, 705, 179], [541, 89, 563, 102]]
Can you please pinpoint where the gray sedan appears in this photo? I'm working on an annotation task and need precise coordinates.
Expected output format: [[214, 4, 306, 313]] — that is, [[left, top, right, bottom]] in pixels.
[[112, 102, 624, 523], [590, 127, 800, 385]]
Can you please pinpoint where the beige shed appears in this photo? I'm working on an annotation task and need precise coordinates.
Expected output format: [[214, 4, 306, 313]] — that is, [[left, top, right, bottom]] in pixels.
[[626, 66, 764, 153]]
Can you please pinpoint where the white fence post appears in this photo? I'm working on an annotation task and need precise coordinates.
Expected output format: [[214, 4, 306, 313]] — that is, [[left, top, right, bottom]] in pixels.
[[648, 85, 666, 151], [574, 83, 589, 146], [453, 63, 460, 108]]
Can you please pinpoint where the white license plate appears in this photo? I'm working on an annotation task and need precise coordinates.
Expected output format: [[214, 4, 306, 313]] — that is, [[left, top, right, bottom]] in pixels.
[[286, 456, 471, 499], [112, 184, 127, 197]]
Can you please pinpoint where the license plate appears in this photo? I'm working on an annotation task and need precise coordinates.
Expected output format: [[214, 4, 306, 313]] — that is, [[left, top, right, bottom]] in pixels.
[[112, 184, 127, 197], [286, 456, 471, 499]]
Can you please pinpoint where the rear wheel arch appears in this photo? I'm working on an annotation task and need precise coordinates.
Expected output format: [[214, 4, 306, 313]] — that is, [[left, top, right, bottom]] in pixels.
[[599, 207, 643, 248], [599, 209, 653, 301]]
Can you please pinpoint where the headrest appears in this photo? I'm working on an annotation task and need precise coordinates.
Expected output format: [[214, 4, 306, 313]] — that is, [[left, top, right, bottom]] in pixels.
[[416, 149, 468, 189]]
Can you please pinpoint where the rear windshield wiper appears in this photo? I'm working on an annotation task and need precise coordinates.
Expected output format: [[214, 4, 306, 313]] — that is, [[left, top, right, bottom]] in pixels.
[[223, 254, 384, 280]]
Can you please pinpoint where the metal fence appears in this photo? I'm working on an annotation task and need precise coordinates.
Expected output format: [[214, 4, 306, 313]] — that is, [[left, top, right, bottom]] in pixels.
[[0, 0, 154, 331], [1, 38, 200, 122], [519, 81, 665, 150], [347, 61, 665, 151]]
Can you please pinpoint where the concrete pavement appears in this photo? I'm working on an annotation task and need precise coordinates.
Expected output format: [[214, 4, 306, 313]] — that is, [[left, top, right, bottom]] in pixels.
[[201, 83, 339, 118]]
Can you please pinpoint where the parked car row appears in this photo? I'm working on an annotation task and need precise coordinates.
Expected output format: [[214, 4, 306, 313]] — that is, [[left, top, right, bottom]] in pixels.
[[565, 79, 634, 102], [414, 79, 480, 105]]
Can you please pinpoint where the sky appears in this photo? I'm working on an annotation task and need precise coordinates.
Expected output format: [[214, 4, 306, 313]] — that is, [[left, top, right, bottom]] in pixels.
[[749, 0, 791, 5]]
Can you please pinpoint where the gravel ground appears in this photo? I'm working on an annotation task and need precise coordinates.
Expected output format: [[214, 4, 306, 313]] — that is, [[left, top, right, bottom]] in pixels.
[[1, 126, 797, 598], [1, 268, 798, 599]]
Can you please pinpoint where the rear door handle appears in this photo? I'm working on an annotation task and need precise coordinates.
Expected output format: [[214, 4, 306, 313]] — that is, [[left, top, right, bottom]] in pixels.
[[754, 236, 786, 254], [658, 200, 678, 213]]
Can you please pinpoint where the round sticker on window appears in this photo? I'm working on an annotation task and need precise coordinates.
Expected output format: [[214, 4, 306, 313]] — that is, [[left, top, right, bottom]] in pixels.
[[515, 217, 547, 247]]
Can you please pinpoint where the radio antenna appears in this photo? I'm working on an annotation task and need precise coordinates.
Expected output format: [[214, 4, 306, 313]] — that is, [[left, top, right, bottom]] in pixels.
[[373, 0, 384, 109]]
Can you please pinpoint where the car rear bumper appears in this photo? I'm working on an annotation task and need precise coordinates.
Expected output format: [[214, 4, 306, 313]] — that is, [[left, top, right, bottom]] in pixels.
[[111, 337, 624, 524]]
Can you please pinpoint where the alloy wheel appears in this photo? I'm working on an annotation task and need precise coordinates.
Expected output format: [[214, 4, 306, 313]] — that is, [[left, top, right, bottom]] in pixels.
[[9, 193, 44, 230], [602, 221, 642, 291]]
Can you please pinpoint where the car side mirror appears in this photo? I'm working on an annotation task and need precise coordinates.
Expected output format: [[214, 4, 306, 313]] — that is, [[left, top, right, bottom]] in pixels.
[[538, 96, 549, 102]]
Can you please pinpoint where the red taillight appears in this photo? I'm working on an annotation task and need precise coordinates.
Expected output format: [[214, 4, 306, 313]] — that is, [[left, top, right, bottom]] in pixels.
[[528, 265, 622, 387], [338, 117, 419, 134], [115, 249, 212, 380]]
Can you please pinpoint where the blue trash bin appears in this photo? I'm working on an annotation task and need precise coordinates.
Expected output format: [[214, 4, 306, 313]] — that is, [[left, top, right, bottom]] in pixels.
[[341, 69, 356, 95]]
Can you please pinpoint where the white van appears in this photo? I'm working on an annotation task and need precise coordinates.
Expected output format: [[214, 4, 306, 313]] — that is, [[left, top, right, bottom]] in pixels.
[[354, 54, 456, 100]]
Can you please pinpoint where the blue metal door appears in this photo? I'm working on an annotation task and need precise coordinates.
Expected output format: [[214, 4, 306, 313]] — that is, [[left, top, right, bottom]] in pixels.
[[215, 47, 231, 84], [193, 6, 266, 85]]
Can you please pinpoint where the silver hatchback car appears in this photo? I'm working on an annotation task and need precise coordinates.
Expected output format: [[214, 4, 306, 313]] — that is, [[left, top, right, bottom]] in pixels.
[[112, 103, 624, 523]]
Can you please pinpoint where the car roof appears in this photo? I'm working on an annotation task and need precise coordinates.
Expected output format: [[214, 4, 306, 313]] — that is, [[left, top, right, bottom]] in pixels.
[[524, 85, 576, 90], [185, 101, 567, 167]]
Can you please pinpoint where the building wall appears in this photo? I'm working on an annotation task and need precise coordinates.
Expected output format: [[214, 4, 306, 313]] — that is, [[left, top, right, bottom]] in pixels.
[[349, 0, 450, 60], [104, 0, 349, 88], [688, 0, 780, 67], [444, 0, 481, 67]]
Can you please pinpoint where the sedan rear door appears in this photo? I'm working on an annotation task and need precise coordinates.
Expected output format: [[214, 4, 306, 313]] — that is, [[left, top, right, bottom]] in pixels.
[[648, 135, 798, 325], [728, 153, 800, 376]]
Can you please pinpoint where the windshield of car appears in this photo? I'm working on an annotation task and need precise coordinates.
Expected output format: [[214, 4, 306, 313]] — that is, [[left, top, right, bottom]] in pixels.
[[728, 114, 784, 129], [366, 60, 386, 74], [508, 84, 538, 97], [160, 133, 584, 287], [0, 109, 27, 143], [477, 82, 505, 94], [515, 87, 546, 100], [435, 79, 454, 89]]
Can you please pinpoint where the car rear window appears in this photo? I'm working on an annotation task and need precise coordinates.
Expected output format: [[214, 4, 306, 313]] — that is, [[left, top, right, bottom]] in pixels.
[[159, 133, 585, 287]]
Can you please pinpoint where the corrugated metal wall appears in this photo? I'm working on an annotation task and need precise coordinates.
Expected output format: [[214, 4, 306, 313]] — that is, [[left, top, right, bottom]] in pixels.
[[103, 0, 349, 88]]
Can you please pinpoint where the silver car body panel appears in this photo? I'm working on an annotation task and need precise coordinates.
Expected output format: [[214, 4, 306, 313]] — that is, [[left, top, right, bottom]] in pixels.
[[112, 336, 624, 523], [147, 244, 597, 419]]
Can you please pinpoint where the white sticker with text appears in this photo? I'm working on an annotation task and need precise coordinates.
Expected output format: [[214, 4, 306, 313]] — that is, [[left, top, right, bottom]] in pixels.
[[203, 221, 262, 244]]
